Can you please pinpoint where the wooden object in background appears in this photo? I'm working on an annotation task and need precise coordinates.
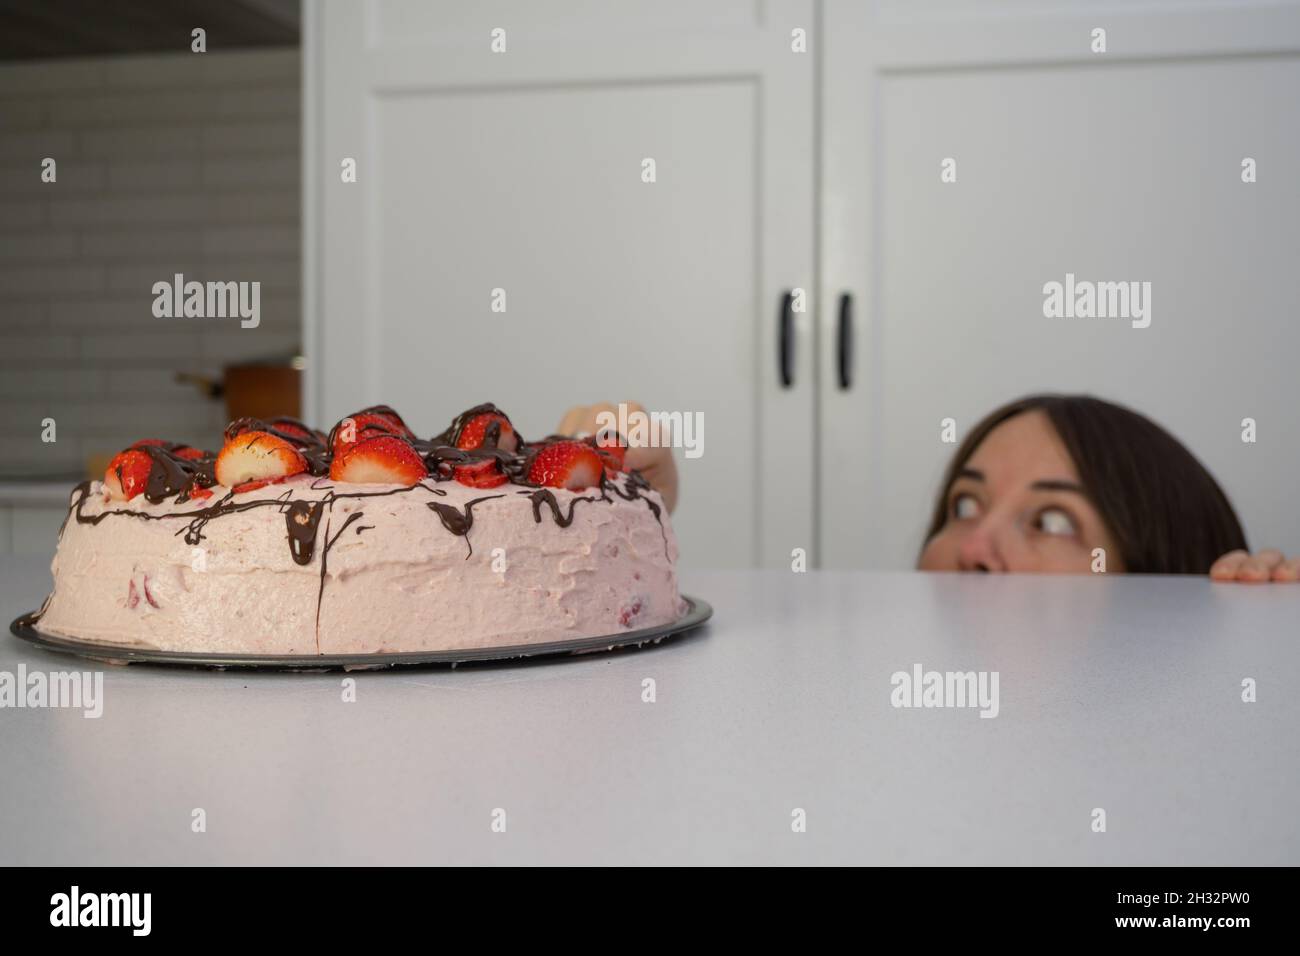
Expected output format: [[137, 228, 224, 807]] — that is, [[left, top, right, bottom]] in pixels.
[[222, 365, 302, 421]]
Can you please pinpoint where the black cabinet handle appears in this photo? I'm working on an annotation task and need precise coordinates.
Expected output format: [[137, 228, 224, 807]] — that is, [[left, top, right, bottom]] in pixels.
[[837, 292, 853, 390], [779, 291, 795, 388]]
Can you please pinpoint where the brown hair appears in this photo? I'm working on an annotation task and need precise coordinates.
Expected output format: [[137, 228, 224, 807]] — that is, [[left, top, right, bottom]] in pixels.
[[922, 395, 1248, 574]]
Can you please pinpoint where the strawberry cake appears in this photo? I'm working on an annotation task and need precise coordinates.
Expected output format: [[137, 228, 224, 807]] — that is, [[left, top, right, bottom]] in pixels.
[[31, 404, 685, 656]]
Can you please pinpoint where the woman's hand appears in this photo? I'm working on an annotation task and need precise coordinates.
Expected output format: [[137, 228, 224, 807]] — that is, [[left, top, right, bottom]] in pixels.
[[1210, 549, 1300, 582], [556, 402, 679, 514]]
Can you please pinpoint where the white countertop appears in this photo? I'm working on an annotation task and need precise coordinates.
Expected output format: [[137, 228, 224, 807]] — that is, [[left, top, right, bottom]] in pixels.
[[1, 555, 1296, 865]]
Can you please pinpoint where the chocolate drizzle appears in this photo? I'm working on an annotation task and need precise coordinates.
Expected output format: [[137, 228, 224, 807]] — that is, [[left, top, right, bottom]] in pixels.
[[285, 499, 327, 565], [521, 470, 669, 560], [314, 509, 367, 649], [427, 495, 505, 558], [526, 488, 602, 528]]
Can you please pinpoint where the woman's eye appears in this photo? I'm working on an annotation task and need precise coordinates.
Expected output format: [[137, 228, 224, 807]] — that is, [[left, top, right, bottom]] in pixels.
[[951, 493, 980, 520], [1035, 507, 1077, 537]]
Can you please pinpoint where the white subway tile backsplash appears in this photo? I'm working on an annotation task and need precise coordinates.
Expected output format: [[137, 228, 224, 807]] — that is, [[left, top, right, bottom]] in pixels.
[[200, 225, 297, 256], [0, 200, 46, 230], [103, 49, 299, 90], [203, 191, 299, 223], [212, 88, 300, 119], [55, 193, 297, 229], [200, 329, 301, 363], [104, 262, 200, 294], [200, 122, 299, 155], [201, 156, 297, 189], [99, 53, 224, 91], [0, 368, 106, 397], [243, 295, 301, 330], [0, 334, 79, 362], [79, 331, 203, 363], [0, 265, 104, 296], [0, 233, 79, 262], [78, 126, 202, 158], [0, 165, 40, 197], [106, 160, 203, 192], [49, 87, 298, 129], [49, 194, 209, 227], [79, 400, 224, 430], [0, 98, 46, 131], [46, 293, 299, 331], [78, 229, 204, 259], [0, 129, 78, 160], [106, 368, 220, 396], [0, 161, 107, 196], [199, 257, 298, 291], [1, 49, 300, 477], [198, 50, 300, 86], [0, 400, 73, 428], [0, 301, 46, 327], [48, 296, 163, 329], [0, 433, 84, 474], [0, 59, 106, 95]]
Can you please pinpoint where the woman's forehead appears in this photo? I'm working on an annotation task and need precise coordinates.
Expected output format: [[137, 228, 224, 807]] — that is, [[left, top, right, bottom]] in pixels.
[[965, 410, 1080, 485]]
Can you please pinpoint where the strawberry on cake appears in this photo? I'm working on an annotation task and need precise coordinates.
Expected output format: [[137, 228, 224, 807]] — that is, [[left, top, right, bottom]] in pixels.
[[32, 404, 685, 656]]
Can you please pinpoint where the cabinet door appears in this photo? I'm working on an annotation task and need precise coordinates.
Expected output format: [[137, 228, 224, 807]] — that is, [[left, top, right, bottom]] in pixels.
[[820, 0, 1300, 568], [305, 0, 815, 568]]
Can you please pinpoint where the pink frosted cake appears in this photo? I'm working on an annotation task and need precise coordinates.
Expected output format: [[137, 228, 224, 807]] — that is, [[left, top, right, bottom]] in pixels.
[[32, 404, 684, 656]]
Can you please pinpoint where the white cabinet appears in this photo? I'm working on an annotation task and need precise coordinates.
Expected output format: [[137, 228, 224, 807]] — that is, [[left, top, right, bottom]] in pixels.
[[306, 1, 1300, 571], [305, 0, 815, 569], [819, 0, 1300, 568]]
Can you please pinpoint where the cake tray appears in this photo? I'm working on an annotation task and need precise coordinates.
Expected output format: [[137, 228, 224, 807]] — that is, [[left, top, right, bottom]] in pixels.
[[8, 596, 712, 672]]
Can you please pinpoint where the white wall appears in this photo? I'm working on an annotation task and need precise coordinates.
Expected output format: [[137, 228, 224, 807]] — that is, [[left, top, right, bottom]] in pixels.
[[0, 48, 301, 480]]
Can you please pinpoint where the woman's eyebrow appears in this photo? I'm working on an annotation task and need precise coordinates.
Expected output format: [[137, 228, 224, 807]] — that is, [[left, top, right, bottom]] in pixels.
[[1031, 479, 1087, 493], [957, 467, 984, 481]]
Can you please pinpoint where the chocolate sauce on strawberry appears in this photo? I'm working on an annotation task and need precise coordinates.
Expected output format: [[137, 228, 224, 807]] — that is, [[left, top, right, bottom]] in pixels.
[[324, 404, 413, 455], [357, 404, 412, 434], [227, 415, 324, 448], [138, 444, 199, 504], [432, 402, 512, 448]]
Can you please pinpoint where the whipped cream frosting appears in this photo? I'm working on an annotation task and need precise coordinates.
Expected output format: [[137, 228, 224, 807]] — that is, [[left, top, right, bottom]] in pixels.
[[38, 473, 682, 654], [32, 403, 684, 656]]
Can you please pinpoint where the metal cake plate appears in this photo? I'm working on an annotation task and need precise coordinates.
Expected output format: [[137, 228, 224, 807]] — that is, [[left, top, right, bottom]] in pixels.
[[8, 595, 712, 672]]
